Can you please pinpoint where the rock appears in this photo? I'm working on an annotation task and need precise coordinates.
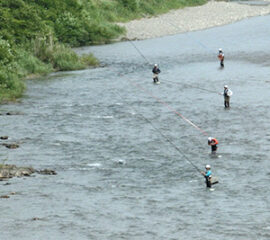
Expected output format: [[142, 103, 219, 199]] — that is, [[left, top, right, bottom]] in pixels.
[[0, 195, 10, 199], [1, 143, 19, 149], [5, 112, 23, 115], [32, 217, 41, 221], [0, 164, 56, 180], [0, 136, 8, 140], [37, 169, 57, 175], [14, 167, 35, 177], [0, 169, 12, 179], [0, 165, 35, 179]]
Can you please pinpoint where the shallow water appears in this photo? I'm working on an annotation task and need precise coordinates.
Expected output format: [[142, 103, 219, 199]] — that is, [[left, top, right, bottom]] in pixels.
[[1, 15, 270, 240]]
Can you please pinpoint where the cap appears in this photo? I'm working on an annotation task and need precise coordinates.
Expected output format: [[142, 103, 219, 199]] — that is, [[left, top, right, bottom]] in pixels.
[[205, 165, 211, 169], [224, 85, 228, 88], [208, 137, 212, 141], [219, 48, 222, 51], [154, 64, 158, 67]]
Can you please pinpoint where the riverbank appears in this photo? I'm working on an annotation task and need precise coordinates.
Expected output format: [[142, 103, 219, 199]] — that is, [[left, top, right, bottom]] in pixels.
[[118, 1, 270, 40]]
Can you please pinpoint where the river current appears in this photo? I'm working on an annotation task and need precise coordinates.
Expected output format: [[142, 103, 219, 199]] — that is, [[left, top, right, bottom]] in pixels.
[[1, 15, 270, 240]]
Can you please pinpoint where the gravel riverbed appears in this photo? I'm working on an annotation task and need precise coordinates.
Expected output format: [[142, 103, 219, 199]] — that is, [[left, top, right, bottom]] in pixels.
[[118, 1, 270, 40]]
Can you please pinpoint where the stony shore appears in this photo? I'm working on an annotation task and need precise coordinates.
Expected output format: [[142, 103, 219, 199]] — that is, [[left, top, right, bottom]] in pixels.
[[118, 1, 270, 40]]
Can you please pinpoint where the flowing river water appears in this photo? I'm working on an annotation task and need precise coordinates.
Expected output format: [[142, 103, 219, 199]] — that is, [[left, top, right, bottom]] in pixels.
[[1, 15, 270, 240]]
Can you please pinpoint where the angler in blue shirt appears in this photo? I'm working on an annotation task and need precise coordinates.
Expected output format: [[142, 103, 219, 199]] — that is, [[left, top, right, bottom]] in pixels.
[[201, 165, 212, 188]]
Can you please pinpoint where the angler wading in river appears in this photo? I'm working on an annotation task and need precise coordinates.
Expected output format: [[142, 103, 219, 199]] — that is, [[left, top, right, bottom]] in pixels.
[[201, 165, 212, 188], [218, 48, 224, 67], [152, 64, 161, 83], [223, 85, 233, 108], [208, 137, 218, 154]]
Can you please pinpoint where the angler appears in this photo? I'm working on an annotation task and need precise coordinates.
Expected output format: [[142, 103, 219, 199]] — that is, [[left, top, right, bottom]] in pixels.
[[152, 64, 161, 84], [218, 48, 224, 67], [201, 164, 212, 188], [223, 85, 233, 108], [208, 137, 218, 153], [201, 165, 218, 188]]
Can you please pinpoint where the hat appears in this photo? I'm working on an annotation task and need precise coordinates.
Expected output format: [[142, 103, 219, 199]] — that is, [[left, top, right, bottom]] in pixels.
[[224, 85, 228, 88], [154, 64, 158, 67], [208, 137, 212, 141], [205, 165, 211, 169], [219, 48, 222, 51]]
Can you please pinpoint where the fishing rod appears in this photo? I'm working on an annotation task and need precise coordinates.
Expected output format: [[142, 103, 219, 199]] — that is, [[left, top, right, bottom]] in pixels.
[[111, 84, 202, 175], [163, 20, 213, 54], [128, 40, 152, 66], [129, 80, 209, 136], [139, 114, 202, 174]]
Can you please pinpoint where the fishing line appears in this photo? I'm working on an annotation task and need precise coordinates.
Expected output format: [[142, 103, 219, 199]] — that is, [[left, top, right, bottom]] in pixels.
[[164, 20, 213, 54], [124, 28, 215, 138], [128, 40, 152, 65], [129, 80, 208, 136], [111, 85, 202, 174]]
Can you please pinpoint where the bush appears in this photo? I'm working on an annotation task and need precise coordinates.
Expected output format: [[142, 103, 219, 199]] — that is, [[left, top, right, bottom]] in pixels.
[[51, 44, 85, 71], [0, 38, 14, 65], [0, 67, 25, 101], [15, 48, 53, 76], [80, 53, 99, 67]]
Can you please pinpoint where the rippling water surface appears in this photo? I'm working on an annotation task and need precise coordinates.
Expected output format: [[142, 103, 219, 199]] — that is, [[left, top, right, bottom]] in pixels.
[[1, 15, 270, 240]]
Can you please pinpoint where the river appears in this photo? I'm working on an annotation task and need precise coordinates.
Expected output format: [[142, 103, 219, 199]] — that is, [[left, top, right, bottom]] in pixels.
[[1, 15, 270, 240]]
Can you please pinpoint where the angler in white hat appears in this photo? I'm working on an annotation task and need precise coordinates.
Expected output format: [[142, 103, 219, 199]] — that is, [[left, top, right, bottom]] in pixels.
[[152, 64, 161, 83], [223, 85, 233, 108], [201, 165, 212, 188]]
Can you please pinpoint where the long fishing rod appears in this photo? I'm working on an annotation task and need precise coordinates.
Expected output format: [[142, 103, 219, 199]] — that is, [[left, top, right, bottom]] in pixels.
[[112, 85, 202, 174], [139, 113, 202, 174], [164, 21, 213, 54], [129, 80, 209, 136], [128, 40, 152, 65], [125, 37, 216, 138], [128, 38, 220, 95]]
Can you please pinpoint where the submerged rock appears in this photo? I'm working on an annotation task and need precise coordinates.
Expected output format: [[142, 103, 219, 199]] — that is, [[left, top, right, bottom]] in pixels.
[[0, 165, 35, 180], [0, 112, 24, 116], [0, 164, 56, 180], [1, 143, 19, 149], [37, 169, 57, 175], [0, 195, 10, 199], [0, 136, 8, 140]]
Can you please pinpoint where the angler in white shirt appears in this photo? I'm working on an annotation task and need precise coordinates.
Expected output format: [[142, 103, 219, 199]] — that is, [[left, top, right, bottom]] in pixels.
[[223, 85, 233, 108]]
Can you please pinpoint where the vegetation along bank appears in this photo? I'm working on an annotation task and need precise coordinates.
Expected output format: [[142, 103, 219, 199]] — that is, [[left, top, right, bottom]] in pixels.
[[0, 0, 206, 102]]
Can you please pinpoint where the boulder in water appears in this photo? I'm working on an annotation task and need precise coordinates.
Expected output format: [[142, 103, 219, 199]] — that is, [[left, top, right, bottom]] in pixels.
[[1, 143, 19, 149]]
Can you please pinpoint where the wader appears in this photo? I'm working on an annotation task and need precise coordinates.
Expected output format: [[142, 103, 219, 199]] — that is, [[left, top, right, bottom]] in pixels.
[[224, 96, 230, 108], [220, 59, 224, 67], [205, 176, 212, 188]]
